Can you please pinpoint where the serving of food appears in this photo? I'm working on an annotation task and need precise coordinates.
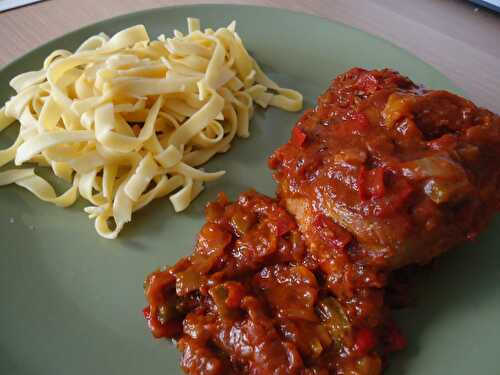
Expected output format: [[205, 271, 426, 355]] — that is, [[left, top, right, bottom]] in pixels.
[[142, 67, 500, 374], [0, 18, 301, 238], [144, 190, 408, 375], [270, 67, 500, 270], [1, 5, 499, 375]]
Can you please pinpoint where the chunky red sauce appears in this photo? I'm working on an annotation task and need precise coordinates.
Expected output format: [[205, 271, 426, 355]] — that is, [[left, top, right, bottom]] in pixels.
[[144, 68, 500, 375], [144, 191, 403, 375], [269, 68, 500, 271]]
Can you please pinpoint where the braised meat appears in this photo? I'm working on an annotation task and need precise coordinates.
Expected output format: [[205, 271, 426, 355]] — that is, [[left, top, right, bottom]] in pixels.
[[143, 68, 500, 375], [269, 68, 500, 272]]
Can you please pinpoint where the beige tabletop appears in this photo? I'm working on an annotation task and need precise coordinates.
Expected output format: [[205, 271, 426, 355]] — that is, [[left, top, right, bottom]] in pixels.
[[0, 0, 499, 112]]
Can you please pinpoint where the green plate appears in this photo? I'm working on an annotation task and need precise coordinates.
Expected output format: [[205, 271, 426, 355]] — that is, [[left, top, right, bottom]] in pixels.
[[1, 4, 499, 375]]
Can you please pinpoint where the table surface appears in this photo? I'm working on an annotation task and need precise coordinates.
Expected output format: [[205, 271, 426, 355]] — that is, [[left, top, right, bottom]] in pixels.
[[0, 0, 499, 112]]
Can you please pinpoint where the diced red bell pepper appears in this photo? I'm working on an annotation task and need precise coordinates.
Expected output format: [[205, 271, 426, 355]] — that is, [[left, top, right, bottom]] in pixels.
[[358, 166, 386, 201], [355, 327, 378, 354], [291, 126, 307, 147], [358, 166, 368, 201], [357, 72, 379, 94], [274, 214, 296, 237], [349, 112, 371, 134], [142, 306, 151, 320], [268, 153, 281, 169]]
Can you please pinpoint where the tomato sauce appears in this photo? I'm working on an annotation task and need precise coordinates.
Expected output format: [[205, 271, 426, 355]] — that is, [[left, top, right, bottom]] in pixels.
[[269, 68, 500, 270], [144, 191, 400, 375], [143, 68, 500, 375]]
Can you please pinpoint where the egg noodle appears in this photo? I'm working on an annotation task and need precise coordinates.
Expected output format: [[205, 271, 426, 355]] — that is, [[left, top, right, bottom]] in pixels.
[[0, 18, 302, 239]]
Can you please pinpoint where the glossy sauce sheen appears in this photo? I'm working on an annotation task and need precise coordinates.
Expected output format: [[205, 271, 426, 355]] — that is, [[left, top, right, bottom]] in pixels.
[[144, 68, 500, 375], [144, 192, 402, 375], [270, 68, 500, 272]]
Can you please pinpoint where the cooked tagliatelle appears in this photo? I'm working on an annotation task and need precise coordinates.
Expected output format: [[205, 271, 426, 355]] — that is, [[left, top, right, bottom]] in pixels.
[[0, 18, 302, 239]]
